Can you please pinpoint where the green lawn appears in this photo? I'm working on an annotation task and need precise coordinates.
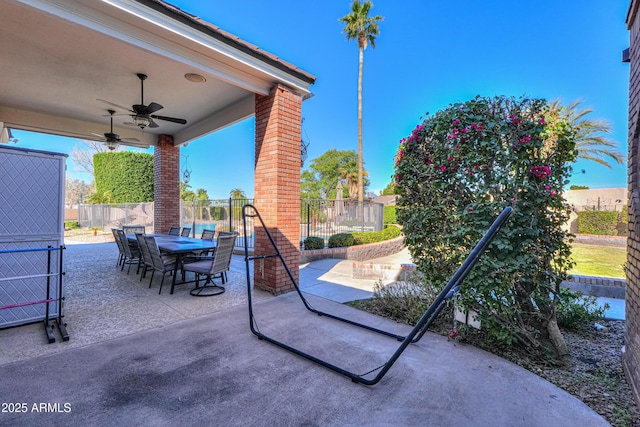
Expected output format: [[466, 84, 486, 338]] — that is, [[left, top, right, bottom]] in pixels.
[[569, 243, 626, 279]]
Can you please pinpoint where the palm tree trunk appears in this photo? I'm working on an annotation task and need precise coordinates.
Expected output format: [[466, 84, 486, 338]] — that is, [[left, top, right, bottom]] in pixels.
[[357, 43, 364, 222], [358, 45, 364, 201]]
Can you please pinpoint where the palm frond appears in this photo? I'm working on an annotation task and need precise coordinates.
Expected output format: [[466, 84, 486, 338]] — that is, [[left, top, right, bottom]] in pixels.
[[553, 99, 625, 169]]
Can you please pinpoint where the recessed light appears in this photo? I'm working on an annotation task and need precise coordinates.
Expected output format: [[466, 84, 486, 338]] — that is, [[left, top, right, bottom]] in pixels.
[[184, 73, 206, 83]]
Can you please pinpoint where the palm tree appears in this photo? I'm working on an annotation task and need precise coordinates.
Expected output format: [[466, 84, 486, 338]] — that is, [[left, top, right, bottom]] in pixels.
[[550, 100, 625, 169], [339, 0, 383, 204], [230, 188, 247, 200]]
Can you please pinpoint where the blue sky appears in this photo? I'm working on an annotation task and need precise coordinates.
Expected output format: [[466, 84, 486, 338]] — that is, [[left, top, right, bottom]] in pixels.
[[13, 0, 631, 198]]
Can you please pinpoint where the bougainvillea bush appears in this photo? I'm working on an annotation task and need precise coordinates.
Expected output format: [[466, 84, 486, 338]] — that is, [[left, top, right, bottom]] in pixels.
[[394, 95, 577, 362]]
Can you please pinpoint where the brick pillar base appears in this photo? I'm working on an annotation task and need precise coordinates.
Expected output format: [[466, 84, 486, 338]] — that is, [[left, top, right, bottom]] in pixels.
[[154, 134, 180, 234], [254, 84, 302, 294]]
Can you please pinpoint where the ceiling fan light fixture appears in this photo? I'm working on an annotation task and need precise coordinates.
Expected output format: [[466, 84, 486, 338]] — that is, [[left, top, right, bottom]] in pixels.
[[184, 73, 206, 83], [133, 115, 151, 129], [106, 140, 118, 151]]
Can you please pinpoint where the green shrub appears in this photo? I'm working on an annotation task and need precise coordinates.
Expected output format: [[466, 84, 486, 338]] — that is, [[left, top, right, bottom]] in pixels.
[[64, 221, 80, 229], [394, 95, 577, 359], [303, 236, 324, 250], [351, 226, 401, 245], [556, 288, 607, 329], [384, 205, 397, 224], [368, 272, 438, 324], [577, 210, 619, 235], [328, 233, 356, 248]]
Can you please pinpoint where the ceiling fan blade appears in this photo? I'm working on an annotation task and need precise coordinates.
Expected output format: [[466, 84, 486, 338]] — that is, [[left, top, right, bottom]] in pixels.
[[144, 102, 164, 114], [97, 99, 133, 113], [151, 114, 187, 125], [148, 118, 159, 128], [91, 132, 105, 139]]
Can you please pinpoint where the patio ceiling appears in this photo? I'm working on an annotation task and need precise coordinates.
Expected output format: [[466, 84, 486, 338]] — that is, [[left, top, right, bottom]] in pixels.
[[0, 0, 315, 149]]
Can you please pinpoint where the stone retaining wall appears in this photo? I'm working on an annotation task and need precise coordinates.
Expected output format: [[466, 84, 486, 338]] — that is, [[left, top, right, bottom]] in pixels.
[[299, 236, 405, 264], [574, 234, 626, 248]]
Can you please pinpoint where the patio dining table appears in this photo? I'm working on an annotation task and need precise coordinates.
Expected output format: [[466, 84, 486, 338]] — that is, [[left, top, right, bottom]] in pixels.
[[126, 233, 217, 294]]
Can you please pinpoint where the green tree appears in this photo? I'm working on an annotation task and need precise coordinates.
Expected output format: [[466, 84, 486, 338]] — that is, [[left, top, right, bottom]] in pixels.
[[550, 99, 625, 169], [230, 188, 247, 199], [301, 149, 369, 199], [181, 181, 195, 201], [381, 181, 396, 196], [395, 95, 577, 363], [339, 0, 383, 203]]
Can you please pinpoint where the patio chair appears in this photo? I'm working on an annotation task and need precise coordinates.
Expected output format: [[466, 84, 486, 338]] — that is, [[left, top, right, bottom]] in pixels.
[[215, 231, 235, 280], [182, 232, 237, 296], [180, 227, 192, 237], [135, 233, 153, 283], [168, 226, 180, 236], [123, 225, 146, 235], [144, 235, 178, 294], [112, 228, 125, 267], [114, 228, 141, 274], [200, 229, 216, 240]]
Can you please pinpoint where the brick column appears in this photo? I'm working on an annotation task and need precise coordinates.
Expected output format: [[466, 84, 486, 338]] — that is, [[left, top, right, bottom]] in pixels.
[[626, 0, 640, 408], [154, 134, 180, 234], [254, 84, 302, 294]]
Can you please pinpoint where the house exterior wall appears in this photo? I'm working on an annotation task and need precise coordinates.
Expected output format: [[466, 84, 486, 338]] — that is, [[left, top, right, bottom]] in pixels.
[[625, 0, 640, 407], [153, 134, 181, 234], [253, 84, 302, 294]]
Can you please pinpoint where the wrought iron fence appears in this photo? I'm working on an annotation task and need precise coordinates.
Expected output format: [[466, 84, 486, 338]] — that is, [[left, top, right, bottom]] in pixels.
[[300, 199, 384, 245], [78, 198, 383, 250]]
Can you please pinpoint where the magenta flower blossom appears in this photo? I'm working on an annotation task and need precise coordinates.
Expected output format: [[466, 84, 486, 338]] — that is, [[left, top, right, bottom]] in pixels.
[[530, 165, 551, 180]]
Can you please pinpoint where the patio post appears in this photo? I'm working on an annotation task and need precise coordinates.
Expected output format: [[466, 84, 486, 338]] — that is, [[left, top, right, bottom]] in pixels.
[[153, 134, 181, 234], [254, 84, 302, 294]]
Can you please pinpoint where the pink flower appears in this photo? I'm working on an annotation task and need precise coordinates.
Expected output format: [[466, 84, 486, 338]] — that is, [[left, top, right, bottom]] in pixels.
[[440, 165, 447, 172], [530, 165, 551, 180], [452, 119, 461, 126], [468, 208, 473, 213], [519, 136, 531, 145], [539, 117, 545, 124]]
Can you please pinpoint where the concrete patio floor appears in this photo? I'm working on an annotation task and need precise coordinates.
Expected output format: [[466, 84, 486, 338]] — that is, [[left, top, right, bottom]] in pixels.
[[0, 241, 611, 426]]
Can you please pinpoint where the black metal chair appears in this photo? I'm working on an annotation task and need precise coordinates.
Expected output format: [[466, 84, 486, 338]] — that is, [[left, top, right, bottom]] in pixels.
[[200, 229, 216, 240], [114, 228, 141, 274], [144, 235, 178, 294], [168, 226, 180, 236], [135, 233, 153, 283], [182, 233, 237, 296], [123, 225, 146, 235], [180, 227, 192, 237], [112, 228, 125, 267]]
